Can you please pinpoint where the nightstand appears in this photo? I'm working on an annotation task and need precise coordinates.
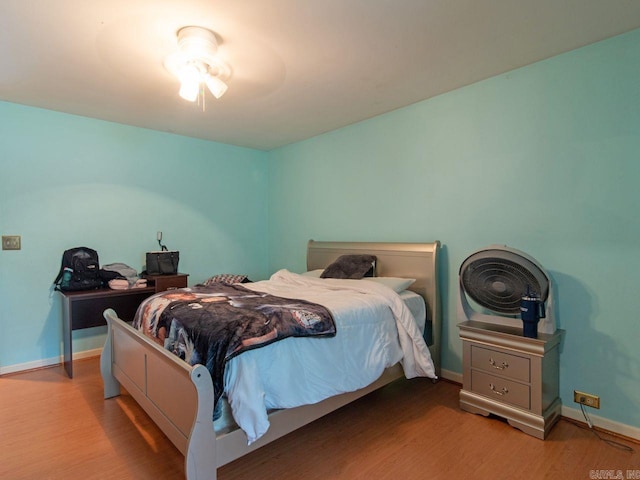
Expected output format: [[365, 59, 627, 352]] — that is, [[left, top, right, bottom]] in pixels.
[[144, 273, 189, 292], [458, 321, 563, 439]]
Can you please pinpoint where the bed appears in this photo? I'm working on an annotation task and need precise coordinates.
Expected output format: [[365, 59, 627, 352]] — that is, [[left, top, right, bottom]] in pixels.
[[100, 240, 441, 480]]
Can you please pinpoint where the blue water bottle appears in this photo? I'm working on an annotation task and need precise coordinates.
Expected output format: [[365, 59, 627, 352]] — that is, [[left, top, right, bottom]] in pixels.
[[520, 286, 545, 338], [62, 267, 73, 289]]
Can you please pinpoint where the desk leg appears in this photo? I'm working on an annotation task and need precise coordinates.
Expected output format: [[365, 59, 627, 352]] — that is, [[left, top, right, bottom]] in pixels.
[[61, 295, 73, 378]]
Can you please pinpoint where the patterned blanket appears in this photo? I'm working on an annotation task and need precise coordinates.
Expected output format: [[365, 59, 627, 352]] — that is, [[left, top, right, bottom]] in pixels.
[[134, 283, 336, 412]]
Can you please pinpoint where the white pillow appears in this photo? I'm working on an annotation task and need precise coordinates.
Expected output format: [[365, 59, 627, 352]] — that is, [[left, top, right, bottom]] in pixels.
[[301, 270, 415, 293], [300, 269, 324, 277], [362, 277, 416, 293]]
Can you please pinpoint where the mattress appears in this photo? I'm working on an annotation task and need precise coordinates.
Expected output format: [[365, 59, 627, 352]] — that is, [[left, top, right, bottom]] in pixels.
[[399, 289, 427, 333]]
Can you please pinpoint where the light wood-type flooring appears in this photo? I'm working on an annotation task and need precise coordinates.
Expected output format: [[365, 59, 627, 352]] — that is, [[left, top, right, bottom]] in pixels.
[[1, 357, 637, 479]]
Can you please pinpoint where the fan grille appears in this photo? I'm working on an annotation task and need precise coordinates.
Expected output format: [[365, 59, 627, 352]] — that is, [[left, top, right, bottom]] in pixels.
[[460, 250, 549, 315]]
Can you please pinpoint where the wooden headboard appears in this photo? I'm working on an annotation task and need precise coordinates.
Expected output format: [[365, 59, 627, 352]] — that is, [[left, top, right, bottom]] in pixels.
[[306, 240, 441, 375]]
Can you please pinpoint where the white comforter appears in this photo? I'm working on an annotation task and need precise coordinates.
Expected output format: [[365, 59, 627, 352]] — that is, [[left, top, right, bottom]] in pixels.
[[222, 269, 436, 444]]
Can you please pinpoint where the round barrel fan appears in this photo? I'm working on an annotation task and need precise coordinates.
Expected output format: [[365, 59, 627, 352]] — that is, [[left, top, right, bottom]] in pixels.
[[457, 245, 556, 334]]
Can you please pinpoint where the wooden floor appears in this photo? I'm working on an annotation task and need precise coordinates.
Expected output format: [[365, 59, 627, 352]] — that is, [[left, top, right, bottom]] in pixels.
[[1, 357, 637, 480]]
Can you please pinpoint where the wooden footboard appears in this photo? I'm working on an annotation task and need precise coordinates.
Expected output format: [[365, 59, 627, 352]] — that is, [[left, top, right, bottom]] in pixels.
[[101, 309, 405, 479], [101, 308, 217, 479]]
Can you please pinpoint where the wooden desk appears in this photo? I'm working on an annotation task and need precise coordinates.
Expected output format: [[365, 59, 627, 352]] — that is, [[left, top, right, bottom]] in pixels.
[[60, 273, 188, 378]]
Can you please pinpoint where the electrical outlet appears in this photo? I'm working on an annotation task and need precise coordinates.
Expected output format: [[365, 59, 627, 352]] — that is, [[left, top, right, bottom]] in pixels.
[[2, 235, 21, 250], [574, 390, 600, 409]]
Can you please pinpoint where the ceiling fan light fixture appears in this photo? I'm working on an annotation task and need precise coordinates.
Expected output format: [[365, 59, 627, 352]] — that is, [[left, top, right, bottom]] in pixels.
[[204, 74, 228, 99], [178, 63, 202, 102], [165, 26, 231, 103], [179, 80, 200, 102]]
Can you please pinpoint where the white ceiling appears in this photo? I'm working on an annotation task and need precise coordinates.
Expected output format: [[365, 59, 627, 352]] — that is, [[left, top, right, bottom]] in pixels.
[[2, 1, 640, 151]]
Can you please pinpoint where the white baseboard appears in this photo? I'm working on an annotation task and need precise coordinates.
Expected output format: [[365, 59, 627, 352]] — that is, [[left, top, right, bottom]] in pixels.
[[0, 348, 102, 376], [562, 405, 640, 442]]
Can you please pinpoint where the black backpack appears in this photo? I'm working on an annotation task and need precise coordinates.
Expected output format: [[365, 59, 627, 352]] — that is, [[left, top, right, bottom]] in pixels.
[[54, 247, 103, 291]]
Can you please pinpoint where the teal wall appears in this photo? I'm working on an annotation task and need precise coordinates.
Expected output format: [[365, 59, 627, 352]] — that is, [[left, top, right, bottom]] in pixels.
[[268, 29, 640, 428], [0, 103, 269, 368]]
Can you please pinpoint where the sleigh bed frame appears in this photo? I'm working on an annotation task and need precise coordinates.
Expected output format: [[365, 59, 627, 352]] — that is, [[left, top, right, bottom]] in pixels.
[[100, 240, 441, 480]]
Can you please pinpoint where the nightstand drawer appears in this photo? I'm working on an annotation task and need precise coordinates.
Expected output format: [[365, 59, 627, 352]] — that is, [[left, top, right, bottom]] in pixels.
[[471, 370, 530, 410], [471, 345, 530, 382]]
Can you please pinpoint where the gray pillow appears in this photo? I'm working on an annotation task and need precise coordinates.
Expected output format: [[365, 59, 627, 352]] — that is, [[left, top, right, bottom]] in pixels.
[[320, 255, 376, 279]]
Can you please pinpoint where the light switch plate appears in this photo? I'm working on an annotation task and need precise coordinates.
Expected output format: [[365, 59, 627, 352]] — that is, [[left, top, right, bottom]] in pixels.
[[2, 235, 21, 250]]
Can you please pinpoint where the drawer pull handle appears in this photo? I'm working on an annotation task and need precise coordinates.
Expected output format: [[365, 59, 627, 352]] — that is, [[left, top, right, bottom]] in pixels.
[[489, 383, 509, 396], [489, 358, 508, 370]]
